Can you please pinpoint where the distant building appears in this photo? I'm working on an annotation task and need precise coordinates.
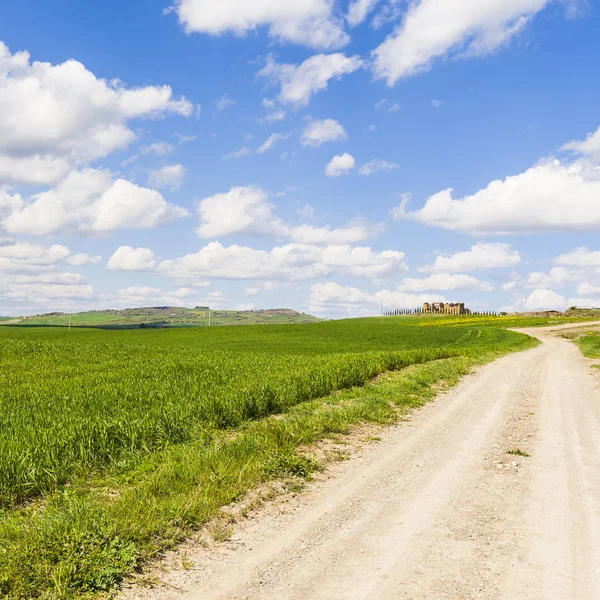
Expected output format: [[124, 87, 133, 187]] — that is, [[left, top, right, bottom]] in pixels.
[[422, 302, 470, 315]]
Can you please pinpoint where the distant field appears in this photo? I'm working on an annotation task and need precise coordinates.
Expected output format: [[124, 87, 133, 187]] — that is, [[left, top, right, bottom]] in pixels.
[[0, 315, 554, 598], [6, 307, 321, 328]]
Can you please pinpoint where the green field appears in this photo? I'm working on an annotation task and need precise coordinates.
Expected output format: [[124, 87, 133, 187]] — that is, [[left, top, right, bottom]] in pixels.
[[0, 316, 563, 598], [574, 331, 600, 358], [4, 307, 321, 328]]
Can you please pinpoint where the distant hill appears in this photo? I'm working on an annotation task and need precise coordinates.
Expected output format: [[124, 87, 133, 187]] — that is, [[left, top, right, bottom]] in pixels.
[[3, 307, 322, 329]]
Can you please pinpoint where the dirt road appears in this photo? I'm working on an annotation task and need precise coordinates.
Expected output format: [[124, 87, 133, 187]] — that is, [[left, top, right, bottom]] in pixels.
[[130, 322, 600, 600]]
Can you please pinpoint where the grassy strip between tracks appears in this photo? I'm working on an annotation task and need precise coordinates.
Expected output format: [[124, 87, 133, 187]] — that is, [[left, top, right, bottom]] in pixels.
[[573, 331, 600, 359], [0, 335, 538, 600]]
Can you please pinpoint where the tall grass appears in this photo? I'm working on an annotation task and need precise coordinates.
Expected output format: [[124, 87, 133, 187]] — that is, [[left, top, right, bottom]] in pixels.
[[0, 320, 531, 507]]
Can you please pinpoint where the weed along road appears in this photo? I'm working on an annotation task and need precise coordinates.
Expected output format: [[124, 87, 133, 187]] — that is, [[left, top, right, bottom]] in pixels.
[[132, 321, 600, 600]]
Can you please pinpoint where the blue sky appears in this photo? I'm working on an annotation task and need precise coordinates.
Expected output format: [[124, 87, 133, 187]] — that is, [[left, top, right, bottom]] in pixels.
[[1, 0, 599, 317]]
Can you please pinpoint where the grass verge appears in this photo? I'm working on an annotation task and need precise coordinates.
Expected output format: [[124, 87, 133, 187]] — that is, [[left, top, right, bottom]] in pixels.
[[0, 342, 537, 599], [573, 331, 600, 359]]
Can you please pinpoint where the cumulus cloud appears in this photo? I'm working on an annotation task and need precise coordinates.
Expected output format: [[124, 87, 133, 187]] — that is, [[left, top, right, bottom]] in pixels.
[[562, 125, 600, 158], [0, 241, 97, 307], [4, 282, 95, 301], [102, 285, 204, 308], [326, 153, 355, 176], [310, 281, 445, 316], [258, 53, 363, 107], [236, 302, 255, 311], [196, 186, 285, 238], [65, 253, 102, 266], [576, 282, 600, 297], [347, 0, 382, 26], [195, 185, 380, 243], [523, 288, 567, 311], [393, 159, 600, 235], [359, 159, 398, 175], [371, 0, 550, 85], [0, 241, 70, 273], [1, 169, 188, 236], [158, 241, 408, 282], [0, 41, 193, 185], [148, 164, 185, 190], [421, 243, 521, 272], [398, 273, 492, 292], [524, 266, 581, 289], [301, 118, 347, 147], [0, 155, 70, 186], [554, 247, 600, 267], [106, 246, 157, 271], [168, 0, 349, 50]]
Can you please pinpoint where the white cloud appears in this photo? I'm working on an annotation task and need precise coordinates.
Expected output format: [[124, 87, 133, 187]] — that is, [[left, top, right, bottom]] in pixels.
[[290, 222, 383, 244], [0, 155, 71, 186], [523, 289, 567, 311], [310, 281, 445, 316], [301, 118, 347, 147], [562, 125, 600, 158], [122, 142, 174, 165], [258, 53, 363, 107], [394, 159, 600, 235], [196, 186, 285, 238], [576, 282, 600, 297], [347, 0, 382, 26], [7, 272, 86, 285], [258, 132, 289, 153], [3, 282, 95, 301], [297, 203, 315, 218], [148, 164, 185, 190], [359, 159, 398, 175], [104, 285, 201, 308], [262, 109, 287, 124], [555, 247, 600, 267], [216, 92, 236, 111], [421, 243, 521, 272], [223, 146, 252, 159], [159, 241, 408, 282], [245, 287, 259, 296], [432, 99, 443, 109], [524, 266, 581, 289], [371, 0, 550, 85], [65, 253, 101, 266], [1, 169, 188, 236], [0, 41, 193, 185], [169, 0, 349, 49], [0, 242, 97, 309], [106, 246, 157, 271], [195, 185, 380, 244], [326, 153, 355, 176], [0, 241, 70, 273], [236, 302, 255, 311], [398, 273, 492, 292]]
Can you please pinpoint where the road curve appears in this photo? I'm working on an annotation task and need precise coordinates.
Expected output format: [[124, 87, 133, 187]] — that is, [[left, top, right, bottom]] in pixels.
[[127, 322, 600, 600]]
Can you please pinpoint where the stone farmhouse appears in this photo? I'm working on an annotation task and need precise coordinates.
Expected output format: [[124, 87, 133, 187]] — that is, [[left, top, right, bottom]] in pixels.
[[422, 302, 470, 315]]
